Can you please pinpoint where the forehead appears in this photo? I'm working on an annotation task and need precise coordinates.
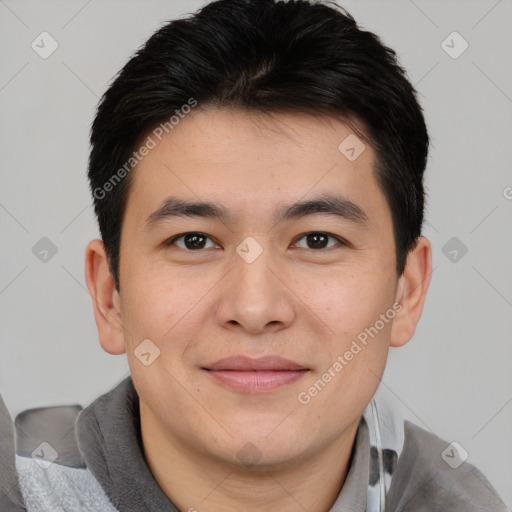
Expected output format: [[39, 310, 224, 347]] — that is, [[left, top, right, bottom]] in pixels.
[[124, 108, 391, 231]]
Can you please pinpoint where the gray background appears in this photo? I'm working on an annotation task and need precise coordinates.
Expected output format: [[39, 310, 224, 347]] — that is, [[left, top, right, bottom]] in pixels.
[[1, 0, 511, 506]]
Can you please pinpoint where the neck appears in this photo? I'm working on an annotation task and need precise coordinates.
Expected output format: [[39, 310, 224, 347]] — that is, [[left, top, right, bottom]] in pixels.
[[140, 404, 360, 512]]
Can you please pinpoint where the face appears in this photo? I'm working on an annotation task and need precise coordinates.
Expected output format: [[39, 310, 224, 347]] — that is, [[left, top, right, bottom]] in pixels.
[[87, 108, 429, 470]]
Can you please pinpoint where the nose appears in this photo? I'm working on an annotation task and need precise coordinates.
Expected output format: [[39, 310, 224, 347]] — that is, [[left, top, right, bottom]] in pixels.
[[215, 240, 296, 335]]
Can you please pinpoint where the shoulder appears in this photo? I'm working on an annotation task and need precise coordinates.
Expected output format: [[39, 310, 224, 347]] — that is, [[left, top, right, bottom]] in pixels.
[[9, 402, 117, 512], [386, 420, 507, 512], [0, 394, 26, 511], [15, 455, 117, 512]]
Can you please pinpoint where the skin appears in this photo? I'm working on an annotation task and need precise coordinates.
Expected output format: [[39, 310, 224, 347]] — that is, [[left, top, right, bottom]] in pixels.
[[85, 108, 432, 512]]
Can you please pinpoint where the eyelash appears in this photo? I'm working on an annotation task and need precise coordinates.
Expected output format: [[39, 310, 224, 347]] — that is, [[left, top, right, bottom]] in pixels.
[[163, 232, 348, 251]]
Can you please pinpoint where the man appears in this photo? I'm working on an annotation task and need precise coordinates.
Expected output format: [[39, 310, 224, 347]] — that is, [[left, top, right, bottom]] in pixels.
[[1, 0, 507, 510]]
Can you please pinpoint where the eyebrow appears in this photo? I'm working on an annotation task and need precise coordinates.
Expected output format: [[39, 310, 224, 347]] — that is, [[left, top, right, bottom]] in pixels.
[[145, 194, 369, 229]]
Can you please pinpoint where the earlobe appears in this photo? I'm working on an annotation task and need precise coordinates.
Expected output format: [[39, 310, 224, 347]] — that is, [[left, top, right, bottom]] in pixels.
[[390, 236, 432, 348], [85, 239, 126, 355]]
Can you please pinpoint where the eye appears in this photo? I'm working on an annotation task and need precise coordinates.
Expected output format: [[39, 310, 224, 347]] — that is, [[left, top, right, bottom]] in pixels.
[[293, 232, 345, 250], [164, 232, 218, 250]]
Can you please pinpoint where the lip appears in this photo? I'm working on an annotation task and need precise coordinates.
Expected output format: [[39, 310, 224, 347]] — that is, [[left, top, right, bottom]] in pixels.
[[205, 355, 308, 371], [203, 356, 309, 393]]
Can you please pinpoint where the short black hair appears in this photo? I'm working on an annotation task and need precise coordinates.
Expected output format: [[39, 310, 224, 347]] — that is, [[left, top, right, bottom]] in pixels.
[[88, 0, 429, 290]]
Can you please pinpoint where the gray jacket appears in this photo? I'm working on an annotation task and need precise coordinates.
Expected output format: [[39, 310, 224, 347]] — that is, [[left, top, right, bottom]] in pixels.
[[1, 377, 507, 512]]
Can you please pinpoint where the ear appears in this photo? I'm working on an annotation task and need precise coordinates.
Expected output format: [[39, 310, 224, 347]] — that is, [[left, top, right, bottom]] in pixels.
[[85, 239, 126, 355], [390, 236, 432, 348]]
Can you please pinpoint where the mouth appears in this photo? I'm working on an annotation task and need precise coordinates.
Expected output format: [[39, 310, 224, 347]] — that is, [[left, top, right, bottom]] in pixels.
[[202, 355, 310, 393]]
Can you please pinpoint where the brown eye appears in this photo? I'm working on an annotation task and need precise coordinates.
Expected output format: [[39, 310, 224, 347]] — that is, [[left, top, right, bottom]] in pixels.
[[294, 232, 343, 250], [165, 232, 217, 250]]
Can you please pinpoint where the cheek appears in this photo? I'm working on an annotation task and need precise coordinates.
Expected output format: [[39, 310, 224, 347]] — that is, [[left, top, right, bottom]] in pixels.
[[292, 267, 393, 340], [119, 264, 206, 349], [293, 267, 395, 404], [295, 273, 393, 422]]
